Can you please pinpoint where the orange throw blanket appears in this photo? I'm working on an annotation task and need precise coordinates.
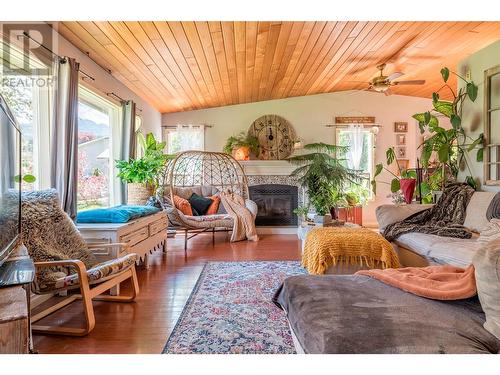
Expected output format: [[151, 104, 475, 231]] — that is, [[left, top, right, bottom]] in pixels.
[[356, 265, 477, 300]]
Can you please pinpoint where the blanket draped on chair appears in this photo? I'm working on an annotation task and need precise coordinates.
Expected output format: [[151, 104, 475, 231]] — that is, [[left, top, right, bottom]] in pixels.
[[21, 189, 98, 289], [302, 227, 400, 275], [219, 192, 258, 242], [383, 183, 475, 242], [356, 265, 477, 300]]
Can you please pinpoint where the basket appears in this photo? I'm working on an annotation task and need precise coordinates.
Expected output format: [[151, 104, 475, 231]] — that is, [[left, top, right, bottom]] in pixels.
[[127, 183, 153, 205]]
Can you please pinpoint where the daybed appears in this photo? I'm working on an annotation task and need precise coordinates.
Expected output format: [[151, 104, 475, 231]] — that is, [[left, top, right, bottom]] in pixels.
[[376, 191, 498, 267]]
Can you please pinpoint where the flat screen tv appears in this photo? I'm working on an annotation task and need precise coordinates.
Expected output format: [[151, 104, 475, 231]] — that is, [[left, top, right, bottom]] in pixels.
[[0, 93, 21, 267]]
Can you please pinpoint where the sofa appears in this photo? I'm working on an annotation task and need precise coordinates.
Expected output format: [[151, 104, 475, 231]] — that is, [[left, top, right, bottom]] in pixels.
[[376, 191, 498, 268]]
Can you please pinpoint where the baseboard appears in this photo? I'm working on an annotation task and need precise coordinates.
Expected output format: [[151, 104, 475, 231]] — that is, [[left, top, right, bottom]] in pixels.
[[256, 226, 298, 235]]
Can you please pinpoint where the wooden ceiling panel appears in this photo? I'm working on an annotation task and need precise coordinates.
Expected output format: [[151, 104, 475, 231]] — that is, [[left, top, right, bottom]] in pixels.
[[57, 21, 500, 113]]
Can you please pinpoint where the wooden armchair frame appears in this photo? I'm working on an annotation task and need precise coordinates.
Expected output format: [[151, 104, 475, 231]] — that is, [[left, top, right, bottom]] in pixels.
[[31, 243, 139, 336]]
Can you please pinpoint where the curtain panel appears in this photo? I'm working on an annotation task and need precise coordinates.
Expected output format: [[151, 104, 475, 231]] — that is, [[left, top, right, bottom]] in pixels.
[[50, 57, 79, 219], [119, 100, 136, 204]]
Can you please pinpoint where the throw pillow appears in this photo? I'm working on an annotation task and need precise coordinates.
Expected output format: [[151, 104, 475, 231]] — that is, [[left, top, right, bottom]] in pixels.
[[473, 238, 500, 340], [206, 195, 221, 215], [188, 193, 213, 216], [173, 195, 193, 216], [478, 219, 500, 244]]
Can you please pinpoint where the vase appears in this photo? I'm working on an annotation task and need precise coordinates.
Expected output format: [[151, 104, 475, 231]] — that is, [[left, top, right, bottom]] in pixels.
[[127, 183, 153, 205], [400, 178, 416, 204], [232, 146, 251, 161]]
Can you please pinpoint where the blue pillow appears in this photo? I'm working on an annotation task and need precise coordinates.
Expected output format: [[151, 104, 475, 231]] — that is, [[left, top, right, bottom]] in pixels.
[[76, 205, 161, 224]]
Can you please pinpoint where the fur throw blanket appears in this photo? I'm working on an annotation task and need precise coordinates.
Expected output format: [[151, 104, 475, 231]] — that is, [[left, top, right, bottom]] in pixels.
[[383, 183, 475, 242], [21, 189, 97, 288]]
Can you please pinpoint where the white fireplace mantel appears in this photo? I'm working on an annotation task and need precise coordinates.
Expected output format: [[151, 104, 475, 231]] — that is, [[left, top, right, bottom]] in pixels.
[[239, 160, 295, 176]]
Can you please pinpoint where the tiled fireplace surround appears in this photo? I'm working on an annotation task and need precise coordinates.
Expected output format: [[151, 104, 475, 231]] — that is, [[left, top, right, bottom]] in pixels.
[[242, 160, 305, 234]]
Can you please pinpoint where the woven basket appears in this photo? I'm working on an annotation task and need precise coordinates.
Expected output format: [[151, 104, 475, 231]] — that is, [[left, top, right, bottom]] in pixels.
[[127, 183, 153, 205]]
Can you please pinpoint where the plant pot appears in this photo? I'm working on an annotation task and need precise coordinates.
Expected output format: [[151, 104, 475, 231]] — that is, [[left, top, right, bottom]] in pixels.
[[127, 183, 153, 205], [232, 146, 251, 161], [400, 178, 416, 204], [314, 213, 332, 225]]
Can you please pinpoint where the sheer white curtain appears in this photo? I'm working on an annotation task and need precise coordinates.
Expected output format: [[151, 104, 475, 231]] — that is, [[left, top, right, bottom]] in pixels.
[[167, 124, 205, 152], [346, 124, 364, 170]]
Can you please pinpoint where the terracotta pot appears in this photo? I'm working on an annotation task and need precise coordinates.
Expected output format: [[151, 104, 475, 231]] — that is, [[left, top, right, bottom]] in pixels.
[[400, 178, 416, 204], [232, 146, 251, 161], [127, 183, 153, 205]]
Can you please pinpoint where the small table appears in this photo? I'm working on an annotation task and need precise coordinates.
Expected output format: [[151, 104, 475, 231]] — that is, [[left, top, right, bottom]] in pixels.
[[297, 221, 360, 253]]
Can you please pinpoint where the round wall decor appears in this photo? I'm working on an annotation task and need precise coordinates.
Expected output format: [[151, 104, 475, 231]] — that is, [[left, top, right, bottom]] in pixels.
[[248, 114, 296, 160]]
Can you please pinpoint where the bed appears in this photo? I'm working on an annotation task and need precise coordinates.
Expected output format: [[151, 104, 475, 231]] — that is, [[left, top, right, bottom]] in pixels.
[[273, 274, 500, 354]]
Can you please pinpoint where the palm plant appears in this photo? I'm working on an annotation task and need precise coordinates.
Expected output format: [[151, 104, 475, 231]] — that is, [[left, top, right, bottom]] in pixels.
[[287, 143, 362, 216]]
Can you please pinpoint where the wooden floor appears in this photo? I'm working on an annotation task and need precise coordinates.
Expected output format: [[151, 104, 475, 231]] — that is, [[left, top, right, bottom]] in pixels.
[[32, 233, 301, 354]]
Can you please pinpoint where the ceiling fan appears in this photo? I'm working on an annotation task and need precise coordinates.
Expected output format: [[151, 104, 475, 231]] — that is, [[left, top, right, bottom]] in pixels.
[[362, 63, 426, 95]]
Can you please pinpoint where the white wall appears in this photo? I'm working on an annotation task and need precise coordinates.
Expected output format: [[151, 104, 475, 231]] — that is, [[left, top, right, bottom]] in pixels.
[[56, 32, 162, 138], [162, 91, 432, 226], [458, 40, 500, 193]]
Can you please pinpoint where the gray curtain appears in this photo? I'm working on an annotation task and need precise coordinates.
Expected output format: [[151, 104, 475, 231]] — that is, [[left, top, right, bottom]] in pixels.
[[50, 57, 79, 219], [119, 100, 136, 204]]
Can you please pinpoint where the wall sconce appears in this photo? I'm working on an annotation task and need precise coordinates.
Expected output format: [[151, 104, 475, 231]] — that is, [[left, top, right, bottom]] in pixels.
[[370, 125, 380, 147]]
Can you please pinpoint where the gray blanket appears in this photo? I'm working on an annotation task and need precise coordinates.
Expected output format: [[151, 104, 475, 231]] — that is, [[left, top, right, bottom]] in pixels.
[[273, 275, 500, 354], [487, 191, 500, 220], [383, 183, 474, 242]]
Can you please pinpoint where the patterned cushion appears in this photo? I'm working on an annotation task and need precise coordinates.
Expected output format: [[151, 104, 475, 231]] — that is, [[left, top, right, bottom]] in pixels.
[[173, 195, 193, 216], [36, 253, 137, 293], [206, 195, 221, 215]]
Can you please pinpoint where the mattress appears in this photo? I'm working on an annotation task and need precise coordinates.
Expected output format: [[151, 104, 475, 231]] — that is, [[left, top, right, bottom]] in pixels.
[[273, 274, 500, 354]]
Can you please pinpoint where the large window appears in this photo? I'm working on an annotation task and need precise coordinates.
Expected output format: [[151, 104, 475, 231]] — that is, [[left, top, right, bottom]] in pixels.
[[77, 86, 120, 211], [0, 41, 52, 191], [163, 124, 205, 154]]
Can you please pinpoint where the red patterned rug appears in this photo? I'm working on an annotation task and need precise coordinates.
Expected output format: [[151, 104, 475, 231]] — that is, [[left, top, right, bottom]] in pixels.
[[163, 261, 306, 354]]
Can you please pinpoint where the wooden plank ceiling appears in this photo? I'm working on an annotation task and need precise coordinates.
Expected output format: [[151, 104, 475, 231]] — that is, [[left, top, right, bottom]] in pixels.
[[57, 21, 500, 113]]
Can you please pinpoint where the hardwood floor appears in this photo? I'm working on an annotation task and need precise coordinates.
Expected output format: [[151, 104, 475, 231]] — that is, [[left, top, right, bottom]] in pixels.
[[32, 233, 301, 354]]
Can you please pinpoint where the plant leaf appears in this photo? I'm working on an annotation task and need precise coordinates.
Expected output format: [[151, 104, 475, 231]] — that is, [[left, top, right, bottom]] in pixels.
[[466, 82, 478, 102], [450, 114, 461, 129], [438, 143, 450, 162], [390, 178, 400, 193], [413, 113, 439, 128], [441, 67, 450, 82], [433, 100, 454, 118], [476, 147, 483, 162], [465, 176, 478, 190], [424, 111, 431, 124], [371, 179, 377, 195], [374, 163, 383, 177], [467, 136, 483, 152], [386, 148, 396, 165], [432, 92, 439, 103], [23, 174, 36, 183]]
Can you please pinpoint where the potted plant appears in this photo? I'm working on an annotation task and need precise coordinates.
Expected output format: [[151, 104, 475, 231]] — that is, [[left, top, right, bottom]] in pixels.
[[372, 147, 417, 204], [412, 67, 483, 198], [223, 132, 260, 161], [287, 143, 361, 225], [116, 132, 171, 205]]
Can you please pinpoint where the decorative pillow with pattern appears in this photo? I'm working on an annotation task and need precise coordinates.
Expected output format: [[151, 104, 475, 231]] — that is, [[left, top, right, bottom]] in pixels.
[[173, 195, 193, 216], [206, 195, 221, 215]]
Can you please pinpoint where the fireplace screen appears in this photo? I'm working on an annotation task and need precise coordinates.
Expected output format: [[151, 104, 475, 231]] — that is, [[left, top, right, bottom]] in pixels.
[[249, 184, 298, 226]]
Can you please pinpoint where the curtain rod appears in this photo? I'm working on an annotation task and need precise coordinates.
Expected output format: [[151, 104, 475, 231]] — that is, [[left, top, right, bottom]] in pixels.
[[20, 32, 95, 82], [326, 124, 382, 127], [162, 124, 213, 128], [106, 92, 143, 113]]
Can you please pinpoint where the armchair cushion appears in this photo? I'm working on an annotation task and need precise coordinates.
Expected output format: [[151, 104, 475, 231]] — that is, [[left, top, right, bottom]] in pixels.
[[76, 205, 160, 224], [36, 254, 137, 293]]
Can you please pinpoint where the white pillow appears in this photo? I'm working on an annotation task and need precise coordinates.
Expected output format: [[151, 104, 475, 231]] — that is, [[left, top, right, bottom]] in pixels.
[[473, 238, 500, 340], [478, 219, 500, 244], [463, 192, 497, 232]]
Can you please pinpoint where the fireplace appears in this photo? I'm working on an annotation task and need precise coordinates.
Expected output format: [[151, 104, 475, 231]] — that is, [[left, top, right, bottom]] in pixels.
[[249, 184, 298, 226]]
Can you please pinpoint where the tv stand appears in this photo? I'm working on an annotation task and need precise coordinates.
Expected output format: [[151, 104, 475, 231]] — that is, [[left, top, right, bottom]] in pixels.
[[0, 245, 35, 354]]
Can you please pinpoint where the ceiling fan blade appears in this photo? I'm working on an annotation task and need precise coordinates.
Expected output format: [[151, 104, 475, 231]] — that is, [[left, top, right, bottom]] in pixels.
[[393, 80, 426, 85], [386, 72, 404, 82]]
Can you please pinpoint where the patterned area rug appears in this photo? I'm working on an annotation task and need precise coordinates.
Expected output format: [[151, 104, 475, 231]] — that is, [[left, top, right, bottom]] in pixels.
[[163, 261, 306, 354]]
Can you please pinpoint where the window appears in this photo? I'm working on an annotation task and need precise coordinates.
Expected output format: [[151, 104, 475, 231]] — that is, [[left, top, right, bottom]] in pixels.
[[0, 40, 52, 191], [163, 124, 205, 154], [77, 86, 121, 211], [484, 64, 500, 185], [336, 126, 375, 195]]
